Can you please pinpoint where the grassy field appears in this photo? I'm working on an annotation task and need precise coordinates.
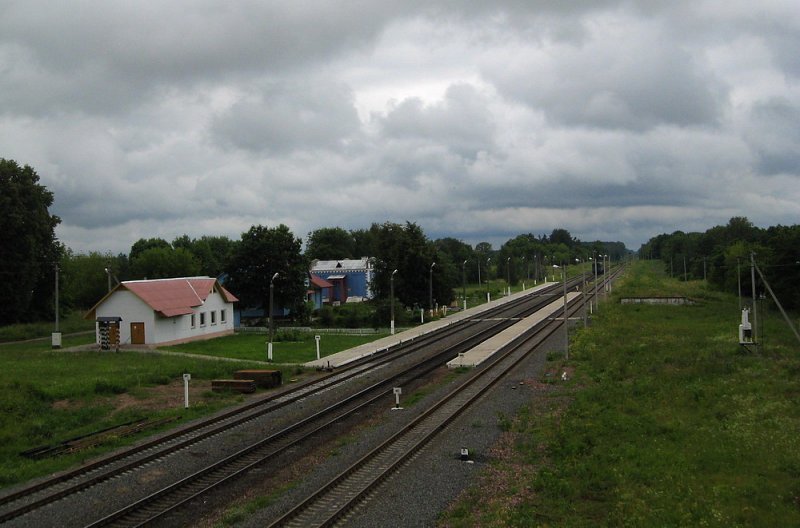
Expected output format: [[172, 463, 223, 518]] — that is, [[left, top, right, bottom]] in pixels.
[[163, 331, 389, 363], [0, 326, 389, 489], [0, 310, 95, 343], [441, 260, 800, 527]]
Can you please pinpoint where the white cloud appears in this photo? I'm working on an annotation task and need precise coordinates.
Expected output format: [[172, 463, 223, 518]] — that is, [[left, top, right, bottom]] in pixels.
[[1, 0, 798, 255]]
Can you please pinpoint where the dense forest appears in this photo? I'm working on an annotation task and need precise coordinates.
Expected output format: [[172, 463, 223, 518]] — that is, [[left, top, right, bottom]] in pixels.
[[639, 217, 800, 310]]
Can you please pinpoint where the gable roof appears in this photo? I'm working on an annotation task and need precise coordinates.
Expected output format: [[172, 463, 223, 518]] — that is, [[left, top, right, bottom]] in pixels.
[[86, 277, 238, 319], [309, 275, 334, 289]]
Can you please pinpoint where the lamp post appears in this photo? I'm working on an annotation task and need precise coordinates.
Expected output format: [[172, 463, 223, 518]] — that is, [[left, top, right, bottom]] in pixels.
[[104, 266, 112, 293], [522, 256, 527, 284], [486, 257, 491, 301], [268, 272, 279, 361], [506, 257, 511, 296], [578, 258, 587, 328], [429, 262, 436, 313], [462, 260, 467, 310], [563, 262, 569, 360], [390, 269, 398, 335]]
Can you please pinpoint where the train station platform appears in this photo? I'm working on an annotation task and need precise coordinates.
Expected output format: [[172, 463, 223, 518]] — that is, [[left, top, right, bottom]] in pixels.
[[446, 292, 580, 369], [305, 282, 556, 369]]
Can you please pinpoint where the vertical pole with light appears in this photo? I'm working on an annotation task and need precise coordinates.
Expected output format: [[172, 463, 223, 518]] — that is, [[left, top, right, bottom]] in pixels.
[[52, 264, 61, 349], [563, 261, 569, 360], [390, 268, 398, 335], [486, 257, 491, 303], [462, 260, 467, 311], [506, 257, 511, 296], [429, 262, 436, 315], [268, 272, 279, 362]]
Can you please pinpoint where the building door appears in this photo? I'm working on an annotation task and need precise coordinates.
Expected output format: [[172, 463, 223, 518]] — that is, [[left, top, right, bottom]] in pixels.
[[109, 322, 120, 348], [130, 322, 145, 345]]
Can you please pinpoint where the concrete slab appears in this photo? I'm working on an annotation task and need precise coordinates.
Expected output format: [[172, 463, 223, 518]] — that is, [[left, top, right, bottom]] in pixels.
[[446, 292, 580, 369], [305, 282, 556, 369]]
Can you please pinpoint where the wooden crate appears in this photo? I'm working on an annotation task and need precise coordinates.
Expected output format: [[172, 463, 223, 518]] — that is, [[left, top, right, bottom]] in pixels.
[[211, 379, 257, 394], [234, 369, 282, 389]]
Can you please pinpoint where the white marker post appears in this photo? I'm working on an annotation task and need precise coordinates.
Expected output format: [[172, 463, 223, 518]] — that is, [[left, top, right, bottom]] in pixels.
[[392, 387, 403, 410], [315, 335, 321, 360], [183, 373, 191, 409]]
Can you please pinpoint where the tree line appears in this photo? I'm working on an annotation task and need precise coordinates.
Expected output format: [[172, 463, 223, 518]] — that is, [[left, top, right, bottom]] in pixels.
[[0, 158, 627, 325], [639, 216, 800, 310]]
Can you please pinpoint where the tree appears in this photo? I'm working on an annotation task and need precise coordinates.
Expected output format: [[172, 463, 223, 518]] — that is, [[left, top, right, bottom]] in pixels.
[[549, 228, 574, 247], [129, 247, 201, 279], [60, 251, 116, 309], [225, 224, 306, 314], [434, 237, 476, 281], [370, 222, 455, 309], [0, 159, 61, 324], [129, 237, 171, 261], [171, 234, 237, 277], [305, 227, 355, 260]]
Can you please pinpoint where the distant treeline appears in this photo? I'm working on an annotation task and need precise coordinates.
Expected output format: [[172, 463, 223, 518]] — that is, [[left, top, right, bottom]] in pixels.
[[1, 157, 627, 324], [638, 217, 800, 310]]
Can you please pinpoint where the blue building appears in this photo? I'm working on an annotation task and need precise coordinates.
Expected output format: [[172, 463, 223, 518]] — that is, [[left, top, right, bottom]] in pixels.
[[309, 258, 374, 305]]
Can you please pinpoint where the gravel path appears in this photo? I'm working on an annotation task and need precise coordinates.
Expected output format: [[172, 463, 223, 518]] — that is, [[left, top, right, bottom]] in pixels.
[[222, 325, 569, 528]]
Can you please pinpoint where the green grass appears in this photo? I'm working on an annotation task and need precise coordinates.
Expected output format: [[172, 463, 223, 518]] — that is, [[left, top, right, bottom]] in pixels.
[[162, 331, 389, 363], [0, 310, 95, 343], [440, 261, 800, 527], [0, 342, 269, 488]]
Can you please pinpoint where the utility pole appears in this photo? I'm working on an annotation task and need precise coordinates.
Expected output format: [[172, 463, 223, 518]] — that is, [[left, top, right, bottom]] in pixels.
[[737, 258, 742, 311], [750, 252, 757, 349], [52, 264, 61, 349], [563, 263, 569, 360]]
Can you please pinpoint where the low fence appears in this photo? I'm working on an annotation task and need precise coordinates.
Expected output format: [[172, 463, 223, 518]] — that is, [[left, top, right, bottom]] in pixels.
[[235, 327, 385, 336], [620, 297, 695, 305]]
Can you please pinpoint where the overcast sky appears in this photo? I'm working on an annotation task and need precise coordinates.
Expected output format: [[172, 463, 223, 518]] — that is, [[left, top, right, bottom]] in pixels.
[[2, 1, 799, 254]]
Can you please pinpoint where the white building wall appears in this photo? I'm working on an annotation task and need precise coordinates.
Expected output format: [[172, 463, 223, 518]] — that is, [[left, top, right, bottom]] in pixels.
[[95, 290, 156, 345], [94, 289, 236, 346], [152, 293, 235, 344]]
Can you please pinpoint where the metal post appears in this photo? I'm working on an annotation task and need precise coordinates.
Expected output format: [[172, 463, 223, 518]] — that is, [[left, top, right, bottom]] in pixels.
[[486, 258, 491, 297], [462, 260, 467, 311], [563, 263, 569, 360], [390, 269, 398, 335], [54, 264, 59, 333], [594, 254, 599, 313], [268, 272, 278, 361], [429, 262, 436, 312], [506, 257, 511, 296], [737, 258, 742, 311], [582, 266, 587, 328], [183, 373, 190, 408], [750, 252, 757, 348]]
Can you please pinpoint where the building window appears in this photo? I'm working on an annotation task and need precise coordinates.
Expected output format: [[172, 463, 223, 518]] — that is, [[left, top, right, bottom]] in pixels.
[[211, 311, 217, 325], [190, 314, 196, 328], [200, 312, 206, 327], [220, 309, 227, 323]]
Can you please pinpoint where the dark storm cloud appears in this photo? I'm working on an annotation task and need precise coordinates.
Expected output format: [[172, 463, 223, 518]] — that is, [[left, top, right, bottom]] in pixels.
[[1, 0, 798, 253], [211, 82, 361, 154]]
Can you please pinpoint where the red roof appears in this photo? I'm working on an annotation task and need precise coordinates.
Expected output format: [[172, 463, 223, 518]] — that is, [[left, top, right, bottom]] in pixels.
[[86, 277, 238, 319], [309, 275, 334, 289]]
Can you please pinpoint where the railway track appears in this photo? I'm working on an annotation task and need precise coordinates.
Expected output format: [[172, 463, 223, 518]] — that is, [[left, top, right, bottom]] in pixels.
[[267, 289, 590, 527], [0, 281, 577, 527]]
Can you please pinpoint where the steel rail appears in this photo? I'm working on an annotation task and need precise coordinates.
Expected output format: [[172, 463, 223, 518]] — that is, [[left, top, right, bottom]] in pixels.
[[82, 293, 565, 527], [269, 293, 587, 527], [0, 284, 565, 524]]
